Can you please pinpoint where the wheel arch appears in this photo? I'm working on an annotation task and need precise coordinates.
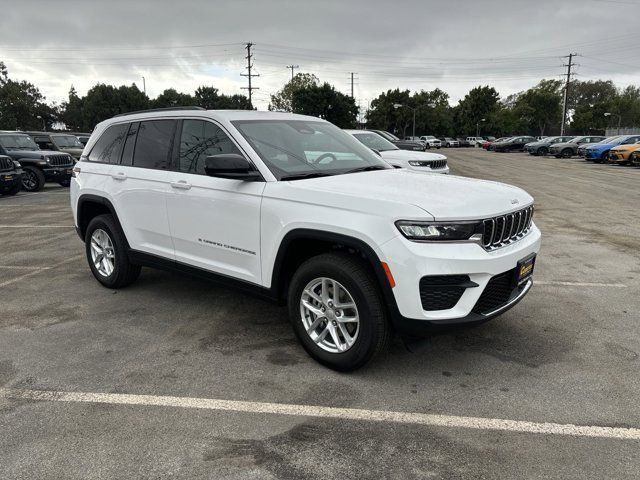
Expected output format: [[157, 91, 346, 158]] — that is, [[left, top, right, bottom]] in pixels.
[[269, 228, 401, 321], [77, 194, 126, 243]]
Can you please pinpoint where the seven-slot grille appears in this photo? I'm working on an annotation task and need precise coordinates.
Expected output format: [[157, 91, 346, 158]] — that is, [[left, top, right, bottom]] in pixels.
[[481, 205, 534, 250], [47, 154, 73, 167], [0, 156, 13, 171], [412, 160, 447, 169]]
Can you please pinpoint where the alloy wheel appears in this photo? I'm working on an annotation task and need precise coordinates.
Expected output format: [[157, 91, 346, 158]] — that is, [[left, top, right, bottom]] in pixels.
[[22, 170, 37, 191], [90, 228, 115, 277], [300, 277, 359, 353]]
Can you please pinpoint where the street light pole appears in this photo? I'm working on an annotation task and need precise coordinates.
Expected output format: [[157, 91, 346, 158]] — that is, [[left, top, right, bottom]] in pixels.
[[476, 118, 485, 137], [604, 112, 622, 134], [394, 102, 436, 139]]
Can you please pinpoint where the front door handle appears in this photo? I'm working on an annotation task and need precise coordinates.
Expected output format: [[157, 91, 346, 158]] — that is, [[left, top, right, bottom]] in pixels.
[[111, 172, 127, 181], [170, 180, 192, 190]]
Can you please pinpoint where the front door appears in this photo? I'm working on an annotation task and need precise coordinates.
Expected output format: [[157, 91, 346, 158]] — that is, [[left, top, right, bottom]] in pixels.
[[166, 119, 264, 285]]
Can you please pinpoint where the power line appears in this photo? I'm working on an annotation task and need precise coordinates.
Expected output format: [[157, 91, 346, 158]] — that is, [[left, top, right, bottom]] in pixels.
[[240, 42, 259, 109]]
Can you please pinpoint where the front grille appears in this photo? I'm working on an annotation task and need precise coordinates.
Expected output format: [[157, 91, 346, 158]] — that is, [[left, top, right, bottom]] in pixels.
[[481, 205, 533, 251], [419, 275, 473, 311], [47, 155, 73, 167], [472, 269, 517, 315], [430, 159, 447, 169], [0, 156, 13, 171]]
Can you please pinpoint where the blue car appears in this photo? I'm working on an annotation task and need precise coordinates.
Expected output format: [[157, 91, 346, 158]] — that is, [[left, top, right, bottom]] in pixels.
[[583, 135, 640, 162]]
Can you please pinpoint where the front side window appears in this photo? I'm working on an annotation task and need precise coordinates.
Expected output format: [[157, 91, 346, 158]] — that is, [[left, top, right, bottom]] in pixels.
[[232, 120, 391, 180], [352, 132, 398, 152], [132, 120, 176, 169], [88, 123, 128, 163], [178, 120, 241, 175], [622, 135, 640, 145]]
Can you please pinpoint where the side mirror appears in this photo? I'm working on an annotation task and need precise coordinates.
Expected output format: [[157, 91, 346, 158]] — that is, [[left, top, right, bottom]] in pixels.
[[204, 154, 261, 181]]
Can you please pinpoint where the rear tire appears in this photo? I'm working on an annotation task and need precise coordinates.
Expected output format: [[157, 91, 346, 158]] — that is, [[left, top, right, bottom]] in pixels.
[[59, 179, 71, 187], [21, 167, 45, 192], [288, 252, 391, 371], [560, 148, 573, 158], [85, 214, 141, 289]]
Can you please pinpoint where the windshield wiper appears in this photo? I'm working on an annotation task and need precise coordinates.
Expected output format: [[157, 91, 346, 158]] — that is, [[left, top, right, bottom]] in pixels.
[[280, 172, 334, 181], [343, 165, 388, 174]]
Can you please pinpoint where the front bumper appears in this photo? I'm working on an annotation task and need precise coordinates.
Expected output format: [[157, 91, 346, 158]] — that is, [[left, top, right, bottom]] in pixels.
[[378, 225, 541, 331], [43, 166, 73, 182], [608, 151, 630, 163], [0, 170, 22, 189]]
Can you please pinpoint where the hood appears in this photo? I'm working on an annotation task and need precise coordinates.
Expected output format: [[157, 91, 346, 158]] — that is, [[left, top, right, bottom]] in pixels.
[[586, 143, 613, 151], [610, 143, 640, 152], [59, 147, 83, 158], [380, 149, 446, 162], [551, 142, 573, 149], [278, 169, 532, 221], [4, 149, 64, 159]]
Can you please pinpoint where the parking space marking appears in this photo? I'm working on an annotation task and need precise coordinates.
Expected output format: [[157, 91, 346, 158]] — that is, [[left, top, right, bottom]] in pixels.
[[0, 255, 83, 288], [0, 225, 73, 228], [0, 265, 50, 270], [1, 388, 639, 441], [536, 280, 627, 288]]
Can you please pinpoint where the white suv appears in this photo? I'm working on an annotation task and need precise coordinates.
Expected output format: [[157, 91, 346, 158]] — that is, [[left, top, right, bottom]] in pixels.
[[71, 108, 541, 371], [345, 129, 449, 174], [419, 136, 442, 149]]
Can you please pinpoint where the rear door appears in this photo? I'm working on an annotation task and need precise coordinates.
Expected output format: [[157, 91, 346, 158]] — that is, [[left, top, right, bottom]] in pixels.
[[108, 119, 176, 259], [166, 118, 264, 284]]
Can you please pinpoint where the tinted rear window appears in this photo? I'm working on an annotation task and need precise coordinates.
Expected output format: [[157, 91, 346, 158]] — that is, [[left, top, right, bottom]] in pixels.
[[132, 120, 176, 169], [88, 123, 128, 163]]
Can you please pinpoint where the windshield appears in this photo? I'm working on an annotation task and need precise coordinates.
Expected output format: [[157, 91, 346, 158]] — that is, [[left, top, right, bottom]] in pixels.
[[568, 137, 585, 143], [232, 120, 391, 180], [352, 132, 398, 152], [52, 135, 83, 148], [0, 134, 39, 150], [423, 136, 436, 140], [376, 131, 399, 141], [602, 136, 620, 144]]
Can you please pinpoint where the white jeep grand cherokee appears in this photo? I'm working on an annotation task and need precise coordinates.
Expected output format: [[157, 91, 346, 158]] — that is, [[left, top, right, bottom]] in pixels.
[[71, 108, 540, 371]]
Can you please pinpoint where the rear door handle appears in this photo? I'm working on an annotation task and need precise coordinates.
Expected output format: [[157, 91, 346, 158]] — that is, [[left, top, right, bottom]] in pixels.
[[170, 180, 192, 190], [111, 172, 127, 181]]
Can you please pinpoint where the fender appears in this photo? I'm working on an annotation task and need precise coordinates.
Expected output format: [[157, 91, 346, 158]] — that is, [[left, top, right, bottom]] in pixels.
[[76, 194, 125, 242], [270, 228, 403, 325]]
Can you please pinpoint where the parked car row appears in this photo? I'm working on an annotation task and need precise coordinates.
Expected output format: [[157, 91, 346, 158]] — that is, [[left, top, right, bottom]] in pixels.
[[0, 130, 89, 194], [483, 132, 640, 166]]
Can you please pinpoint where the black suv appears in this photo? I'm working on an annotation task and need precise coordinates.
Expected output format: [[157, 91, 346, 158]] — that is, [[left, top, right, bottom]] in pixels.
[[492, 136, 536, 152], [0, 155, 23, 196], [0, 133, 74, 191], [26, 131, 84, 160], [369, 130, 426, 151]]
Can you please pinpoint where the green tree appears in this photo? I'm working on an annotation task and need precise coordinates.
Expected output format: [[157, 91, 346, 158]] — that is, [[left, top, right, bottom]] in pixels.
[[194, 86, 251, 110], [366, 88, 412, 136], [60, 86, 85, 131], [513, 80, 563, 136], [152, 88, 196, 108], [290, 82, 358, 128], [269, 73, 319, 112], [0, 62, 54, 130], [454, 86, 501, 136]]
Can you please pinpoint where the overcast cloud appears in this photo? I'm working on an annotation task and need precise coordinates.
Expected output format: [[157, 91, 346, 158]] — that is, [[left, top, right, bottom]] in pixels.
[[1, 0, 638, 111]]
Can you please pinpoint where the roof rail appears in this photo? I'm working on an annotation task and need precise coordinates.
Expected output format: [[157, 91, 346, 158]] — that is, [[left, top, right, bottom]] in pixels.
[[113, 106, 206, 118]]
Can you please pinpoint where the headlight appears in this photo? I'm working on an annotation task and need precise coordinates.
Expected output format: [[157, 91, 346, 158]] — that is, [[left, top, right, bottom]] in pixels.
[[12, 160, 21, 168], [396, 221, 483, 242]]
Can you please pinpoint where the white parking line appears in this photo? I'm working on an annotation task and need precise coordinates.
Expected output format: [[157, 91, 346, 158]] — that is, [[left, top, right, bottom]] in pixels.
[[0, 225, 73, 228], [0, 265, 49, 270], [536, 280, 627, 288], [0, 255, 83, 288], [1, 388, 638, 441]]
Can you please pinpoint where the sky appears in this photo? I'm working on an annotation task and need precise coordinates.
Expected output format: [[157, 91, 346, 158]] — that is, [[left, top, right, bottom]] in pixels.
[[1, 0, 638, 113]]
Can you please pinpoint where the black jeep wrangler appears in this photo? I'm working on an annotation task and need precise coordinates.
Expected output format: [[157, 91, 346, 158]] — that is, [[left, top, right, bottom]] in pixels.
[[0, 155, 22, 196], [25, 131, 84, 161], [0, 133, 74, 192]]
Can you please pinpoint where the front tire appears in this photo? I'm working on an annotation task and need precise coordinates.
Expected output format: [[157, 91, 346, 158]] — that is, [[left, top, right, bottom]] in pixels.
[[59, 179, 71, 187], [538, 147, 548, 156], [85, 214, 141, 289], [288, 253, 390, 371], [21, 167, 45, 192], [560, 148, 573, 158]]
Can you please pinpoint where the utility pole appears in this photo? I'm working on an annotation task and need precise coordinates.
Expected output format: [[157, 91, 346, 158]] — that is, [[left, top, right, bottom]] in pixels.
[[561, 53, 577, 136], [286, 65, 299, 81], [241, 42, 259, 109], [350, 72, 356, 98], [141, 76, 146, 95]]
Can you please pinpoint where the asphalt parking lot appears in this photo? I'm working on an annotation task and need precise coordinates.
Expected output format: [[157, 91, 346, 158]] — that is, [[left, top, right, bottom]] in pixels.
[[1, 149, 639, 479]]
